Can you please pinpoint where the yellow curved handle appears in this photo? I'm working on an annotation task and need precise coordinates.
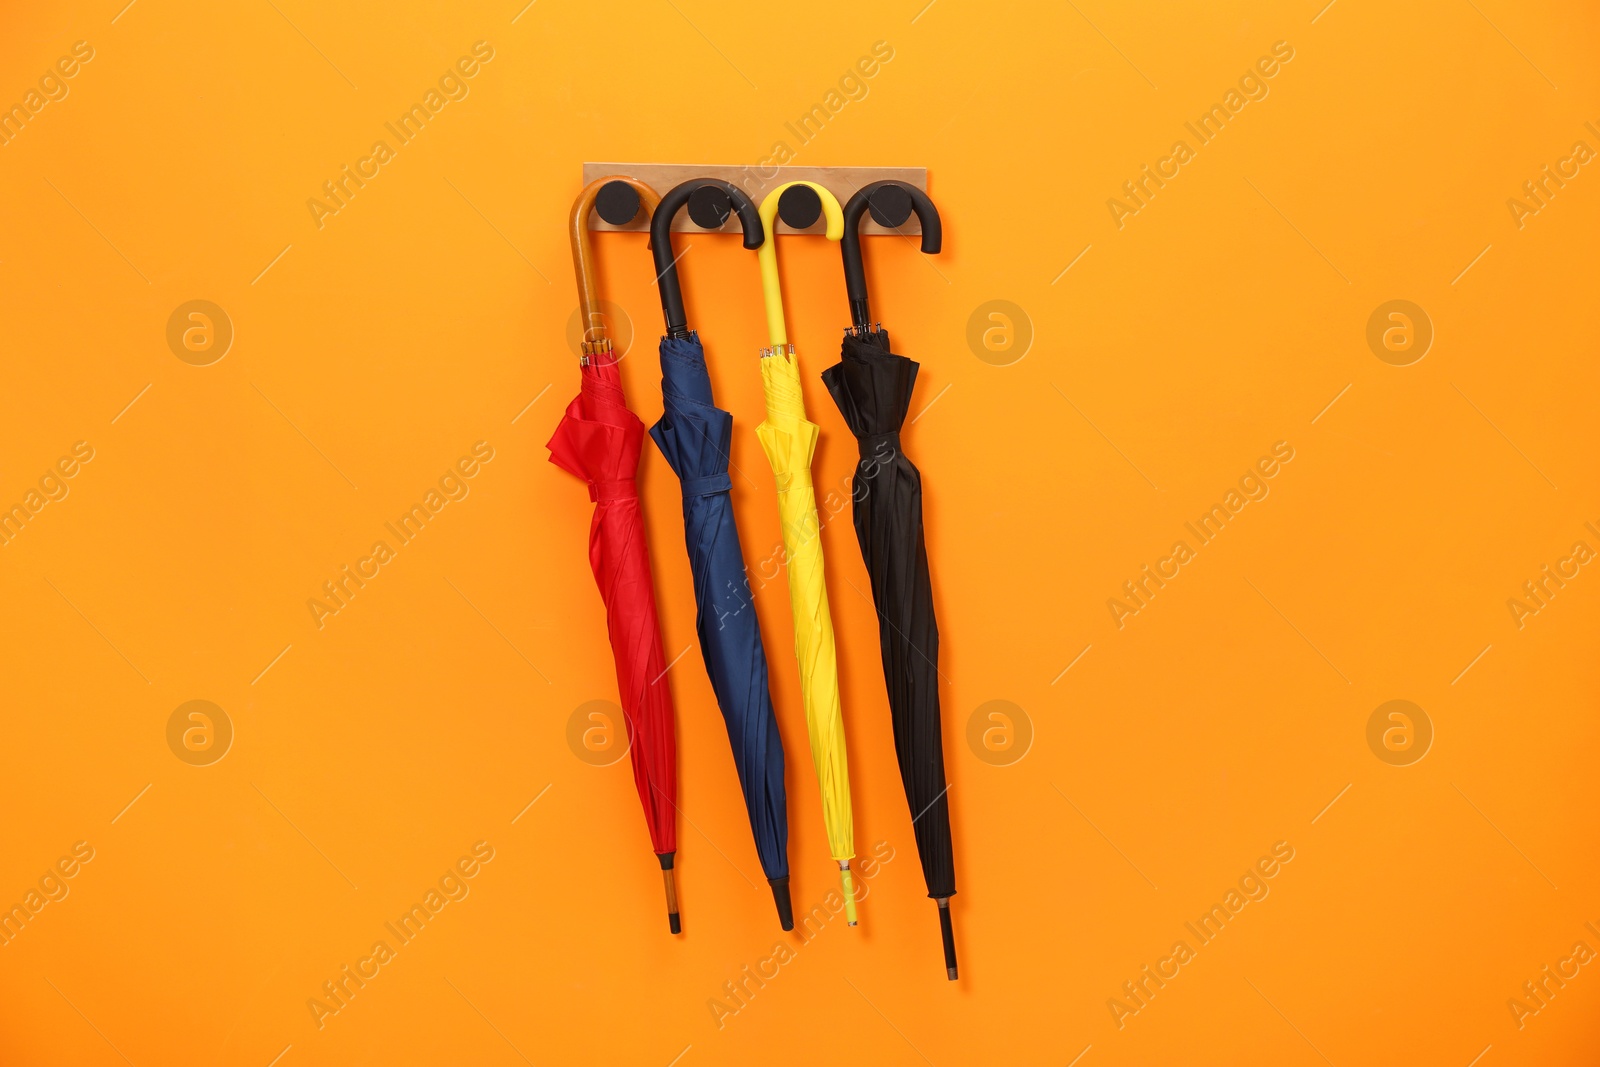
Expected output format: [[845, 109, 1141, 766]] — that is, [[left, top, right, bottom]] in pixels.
[[757, 181, 844, 348]]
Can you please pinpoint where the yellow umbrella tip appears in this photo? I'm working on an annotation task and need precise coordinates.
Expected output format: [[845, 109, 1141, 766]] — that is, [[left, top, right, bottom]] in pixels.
[[839, 862, 859, 927]]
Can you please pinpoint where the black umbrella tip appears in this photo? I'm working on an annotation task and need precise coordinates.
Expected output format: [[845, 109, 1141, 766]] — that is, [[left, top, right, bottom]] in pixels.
[[769, 876, 794, 931], [937, 897, 958, 981]]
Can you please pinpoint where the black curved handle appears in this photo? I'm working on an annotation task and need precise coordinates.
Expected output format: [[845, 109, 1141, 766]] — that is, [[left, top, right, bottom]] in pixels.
[[650, 179, 763, 339], [841, 181, 942, 332]]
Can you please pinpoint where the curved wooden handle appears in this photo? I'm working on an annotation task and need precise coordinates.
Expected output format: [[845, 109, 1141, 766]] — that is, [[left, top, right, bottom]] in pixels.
[[568, 176, 661, 355]]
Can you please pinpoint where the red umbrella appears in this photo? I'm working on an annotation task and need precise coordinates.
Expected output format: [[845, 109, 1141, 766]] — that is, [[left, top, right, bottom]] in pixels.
[[546, 176, 683, 933]]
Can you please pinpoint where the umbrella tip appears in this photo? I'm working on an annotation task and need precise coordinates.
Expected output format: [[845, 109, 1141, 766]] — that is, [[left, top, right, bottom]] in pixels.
[[937, 897, 958, 981], [839, 861, 859, 927], [769, 876, 794, 931], [660, 853, 682, 936]]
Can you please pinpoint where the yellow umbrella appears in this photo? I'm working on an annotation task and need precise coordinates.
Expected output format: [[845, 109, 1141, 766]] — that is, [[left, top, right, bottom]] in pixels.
[[753, 181, 859, 924]]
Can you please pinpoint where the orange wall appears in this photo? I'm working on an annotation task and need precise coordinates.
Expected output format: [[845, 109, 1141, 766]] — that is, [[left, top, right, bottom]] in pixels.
[[2, 1, 1598, 1064]]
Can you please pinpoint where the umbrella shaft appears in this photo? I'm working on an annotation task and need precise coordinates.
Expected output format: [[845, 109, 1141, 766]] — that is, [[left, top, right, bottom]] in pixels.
[[849, 297, 871, 332]]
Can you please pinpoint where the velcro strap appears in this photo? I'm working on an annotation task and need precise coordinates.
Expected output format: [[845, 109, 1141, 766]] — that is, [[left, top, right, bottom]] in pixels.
[[589, 478, 636, 503], [775, 471, 813, 493], [682, 472, 732, 497]]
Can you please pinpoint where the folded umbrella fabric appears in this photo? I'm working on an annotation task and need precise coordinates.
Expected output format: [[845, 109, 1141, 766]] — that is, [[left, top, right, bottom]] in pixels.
[[548, 175, 682, 934], [822, 180, 959, 977], [646, 178, 794, 930], [751, 181, 860, 922], [650, 332, 791, 928]]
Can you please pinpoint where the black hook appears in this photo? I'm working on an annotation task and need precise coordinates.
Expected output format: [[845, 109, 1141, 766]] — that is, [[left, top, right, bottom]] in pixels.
[[778, 184, 823, 229], [595, 180, 643, 226], [650, 178, 763, 340], [840, 181, 942, 333]]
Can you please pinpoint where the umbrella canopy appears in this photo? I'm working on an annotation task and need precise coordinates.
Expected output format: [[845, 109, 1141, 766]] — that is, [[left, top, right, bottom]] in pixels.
[[546, 176, 684, 934], [646, 178, 793, 930], [752, 182, 861, 924], [819, 181, 959, 978]]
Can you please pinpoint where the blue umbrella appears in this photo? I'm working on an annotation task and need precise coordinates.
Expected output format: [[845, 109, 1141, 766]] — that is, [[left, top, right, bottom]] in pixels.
[[646, 178, 793, 930]]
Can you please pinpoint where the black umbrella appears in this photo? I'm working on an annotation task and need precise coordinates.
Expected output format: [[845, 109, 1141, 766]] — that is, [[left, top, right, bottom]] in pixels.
[[818, 182, 959, 979], [647, 178, 794, 930]]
